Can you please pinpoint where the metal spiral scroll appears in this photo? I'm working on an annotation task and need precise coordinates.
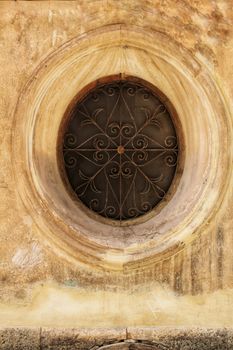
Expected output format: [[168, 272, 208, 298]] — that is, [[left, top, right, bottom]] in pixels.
[[62, 80, 178, 221]]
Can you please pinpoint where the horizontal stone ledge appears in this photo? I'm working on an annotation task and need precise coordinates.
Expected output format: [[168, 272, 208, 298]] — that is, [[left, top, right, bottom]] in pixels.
[[0, 326, 233, 349]]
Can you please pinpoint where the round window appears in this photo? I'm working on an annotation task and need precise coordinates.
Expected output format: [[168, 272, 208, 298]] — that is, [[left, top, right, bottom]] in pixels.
[[61, 78, 178, 222]]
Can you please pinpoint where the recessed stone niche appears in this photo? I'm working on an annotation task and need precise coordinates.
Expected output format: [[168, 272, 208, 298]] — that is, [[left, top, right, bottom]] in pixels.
[[13, 25, 230, 271]]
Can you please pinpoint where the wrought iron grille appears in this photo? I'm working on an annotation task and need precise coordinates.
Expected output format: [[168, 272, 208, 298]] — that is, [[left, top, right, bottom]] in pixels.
[[62, 80, 178, 221]]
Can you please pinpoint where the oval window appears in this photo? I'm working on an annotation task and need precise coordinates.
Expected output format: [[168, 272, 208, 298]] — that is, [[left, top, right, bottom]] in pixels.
[[61, 78, 178, 222]]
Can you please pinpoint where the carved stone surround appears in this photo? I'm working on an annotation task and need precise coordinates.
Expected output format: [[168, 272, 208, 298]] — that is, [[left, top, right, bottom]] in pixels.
[[13, 25, 230, 272]]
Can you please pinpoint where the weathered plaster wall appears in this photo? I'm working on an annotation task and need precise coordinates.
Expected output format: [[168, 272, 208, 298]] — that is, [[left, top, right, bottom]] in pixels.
[[0, 0, 232, 329]]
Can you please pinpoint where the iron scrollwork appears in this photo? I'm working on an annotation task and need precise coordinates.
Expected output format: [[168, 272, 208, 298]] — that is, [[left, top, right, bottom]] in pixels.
[[62, 80, 178, 221]]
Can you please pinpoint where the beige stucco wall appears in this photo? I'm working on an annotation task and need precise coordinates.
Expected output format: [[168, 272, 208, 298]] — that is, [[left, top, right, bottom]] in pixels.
[[0, 0, 232, 328]]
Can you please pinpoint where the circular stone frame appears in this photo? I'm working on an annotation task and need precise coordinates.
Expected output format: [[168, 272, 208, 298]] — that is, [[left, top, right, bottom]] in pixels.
[[58, 75, 183, 227], [12, 25, 231, 271]]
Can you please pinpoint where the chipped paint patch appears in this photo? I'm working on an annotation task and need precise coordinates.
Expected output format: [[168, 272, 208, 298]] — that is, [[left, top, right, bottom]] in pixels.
[[12, 243, 43, 268]]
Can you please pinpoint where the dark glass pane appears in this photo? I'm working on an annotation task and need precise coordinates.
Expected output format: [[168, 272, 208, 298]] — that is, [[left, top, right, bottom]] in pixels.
[[62, 80, 178, 221]]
